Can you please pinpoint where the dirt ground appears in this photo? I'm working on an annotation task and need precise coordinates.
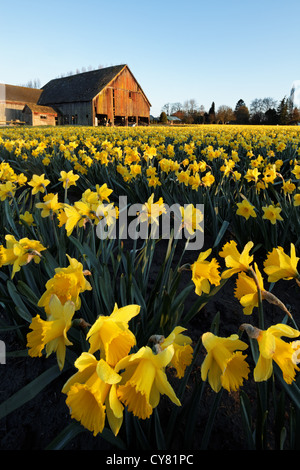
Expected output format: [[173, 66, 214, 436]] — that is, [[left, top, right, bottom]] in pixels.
[[1, 234, 300, 451]]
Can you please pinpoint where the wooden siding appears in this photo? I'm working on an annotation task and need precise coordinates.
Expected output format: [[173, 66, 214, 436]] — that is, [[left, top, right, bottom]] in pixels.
[[23, 105, 57, 126], [1, 102, 26, 124], [53, 101, 93, 126], [94, 66, 150, 124]]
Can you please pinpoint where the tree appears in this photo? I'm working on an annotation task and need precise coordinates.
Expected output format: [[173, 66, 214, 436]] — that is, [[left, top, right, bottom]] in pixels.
[[289, 107, 300, 125], [235, 105, 250, 124], [208, 102, 216, 123], [277, 97, 289, 125], [235, 99, 246, 112], [216, 105, 235, 124], [262, 97, 277, 112], [264, 108, 278, 125], [250, 98, 265, 123], [170, 102, 183, 114], [159, 111, 168, 123], [250, 97, 278, 124], [23, 78, 41, 89], [161, 103, 171, 115]]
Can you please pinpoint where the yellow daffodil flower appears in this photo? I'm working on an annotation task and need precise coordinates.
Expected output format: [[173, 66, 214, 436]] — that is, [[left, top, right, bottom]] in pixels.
[[263, 243, 299, 282], [28, 173, 50, 195], [293, 193, 300, 206], [62, 204, 82, 236], [0, 181, 17, 200], [244, 168, 260, 183], [0, 234, 46, 278], [96, 202, 119, 227], [263, 164, 277, 184], [201, 332, 249, 393], [143, 146, 157, 160], [19, 211, 35, 226], [38, 255, 92, 314], [236, 199, 257, 220], [262, 204, 283, 224], [62, 352, 124, 436], [219, 240, 254, 279], [35, 193, 62, 218], [148, 175, 161, 187], [116, 345, 181, 420], [292, 164, 300, 179], [234, 263, 265, 315], [95, 183, 113, 202], [27, 294, 75, 370], [201, 171, 215, 187], [87, 303, 140, 366], [180, 204, 204, 235], [282, 179, 296, 195], [59, 170, 79, 189], [177, 170, 190, 186], [190, 249, 221, 296], [138, 194, 166, 226], [160, 326, 193, 378], [241, 323, 300, 384]]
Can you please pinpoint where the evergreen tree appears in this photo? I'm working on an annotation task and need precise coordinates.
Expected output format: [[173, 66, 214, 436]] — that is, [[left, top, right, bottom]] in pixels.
[[277, 97, 289, 125], [264, 108, 278, 125], [235, 105, 250, 124], [159, 111, 168, 123], [208, 102, 216, 123], [235, 99, 246, 112]]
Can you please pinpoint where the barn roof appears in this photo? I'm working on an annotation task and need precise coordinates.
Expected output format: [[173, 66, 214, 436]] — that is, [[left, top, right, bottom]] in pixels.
[[38, 64, 127, 105], [23, 103, 58, 115], [3, 84, 42, 104]]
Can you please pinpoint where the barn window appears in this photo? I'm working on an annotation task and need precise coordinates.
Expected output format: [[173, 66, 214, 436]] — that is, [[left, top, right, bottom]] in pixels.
[[129, 92, 133, 99], [40, 115, 47, 119]]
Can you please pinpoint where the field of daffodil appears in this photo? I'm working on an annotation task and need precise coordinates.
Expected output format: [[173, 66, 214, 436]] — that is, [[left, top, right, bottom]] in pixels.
[[1, 124, 300, 450]]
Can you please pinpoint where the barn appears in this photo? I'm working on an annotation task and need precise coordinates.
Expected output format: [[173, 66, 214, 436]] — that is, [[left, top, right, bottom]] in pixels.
[[22, 103, 57, 126], [0, 84, 42, 125], [38, 64, 151, 126]]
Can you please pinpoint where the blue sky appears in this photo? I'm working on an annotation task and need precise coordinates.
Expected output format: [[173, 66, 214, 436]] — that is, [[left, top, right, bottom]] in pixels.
[[1, 0, 299, 116]]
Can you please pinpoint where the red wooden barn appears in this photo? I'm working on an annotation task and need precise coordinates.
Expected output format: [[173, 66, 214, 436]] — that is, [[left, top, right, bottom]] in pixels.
[[38, 64, 151, 126]]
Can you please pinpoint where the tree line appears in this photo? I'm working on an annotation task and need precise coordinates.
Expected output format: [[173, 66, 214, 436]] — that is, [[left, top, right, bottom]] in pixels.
[[160, 96, 300, 125]]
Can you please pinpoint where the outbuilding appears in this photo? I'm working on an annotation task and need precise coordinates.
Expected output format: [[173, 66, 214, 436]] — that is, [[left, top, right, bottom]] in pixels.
[[0, 84, 42, 125], [22, 103, 58, 126]]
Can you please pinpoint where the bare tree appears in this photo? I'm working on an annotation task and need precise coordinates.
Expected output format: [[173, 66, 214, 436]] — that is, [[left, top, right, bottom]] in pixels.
[[189, 99, 198, 114], [22, 78, 41, 88], [262, 97, 277, 112], [161, 103, 171, 115], [170, 102, 183, 114], [250, 97, 278, 123]]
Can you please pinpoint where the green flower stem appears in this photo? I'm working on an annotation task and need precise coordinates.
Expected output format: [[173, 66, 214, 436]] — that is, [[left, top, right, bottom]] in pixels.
[[249, 266, 264, 330]]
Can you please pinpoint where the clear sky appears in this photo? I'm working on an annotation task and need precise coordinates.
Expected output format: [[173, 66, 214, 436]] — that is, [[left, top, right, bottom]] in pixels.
[[1, 0, 299, 116]]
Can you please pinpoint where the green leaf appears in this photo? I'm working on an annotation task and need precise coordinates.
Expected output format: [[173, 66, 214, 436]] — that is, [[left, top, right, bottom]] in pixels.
[[200, 389, 223, 450], [17, 280, 40, 305], [6, 349, 29, 357], [100, 428, 127, 450], [132, 416, 152, 450], [45, 422, 85, 449], [7, 280, 33, 322], [239, 391, 255, 450], [213, 220, 230, 248], [0, 364, 61, 419], [274, 364, 300, 409], [154, 408, 166, 450]]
